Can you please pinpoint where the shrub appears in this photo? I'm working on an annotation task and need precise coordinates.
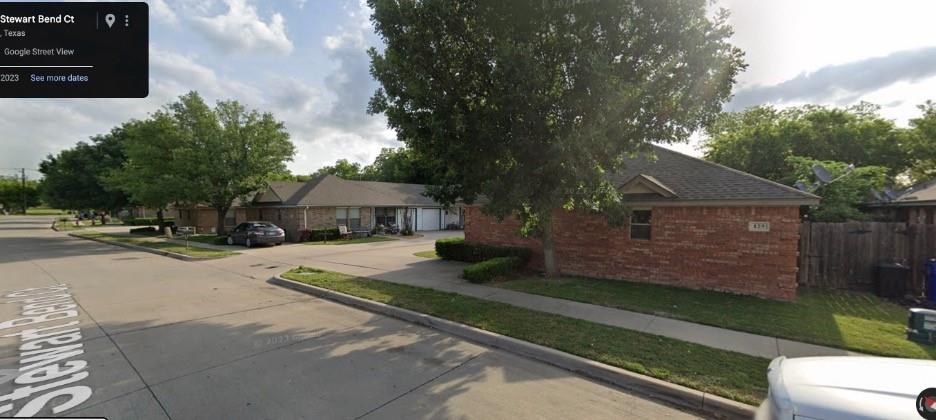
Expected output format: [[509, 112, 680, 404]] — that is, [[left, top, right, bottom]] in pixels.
[[298, 228, 341, 242], [126, 217, 175, 226], [129, 226, 157, 234], [463, 256, 524, 283], [435, 237, 531, 264]]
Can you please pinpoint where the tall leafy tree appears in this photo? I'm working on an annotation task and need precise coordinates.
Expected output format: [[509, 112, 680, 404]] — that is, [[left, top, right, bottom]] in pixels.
[[104, 115, 185, 227], [168, 92, 295, 235], [39, 127, 131, 221], [368, 0, 744, 275]]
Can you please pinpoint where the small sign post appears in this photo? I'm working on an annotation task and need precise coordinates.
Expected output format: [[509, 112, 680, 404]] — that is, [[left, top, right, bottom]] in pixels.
[[178, 226, 196, 250]]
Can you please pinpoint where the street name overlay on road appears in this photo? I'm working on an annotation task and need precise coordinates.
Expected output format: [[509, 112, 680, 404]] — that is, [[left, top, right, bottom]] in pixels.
[[0, 284, 92, 416]]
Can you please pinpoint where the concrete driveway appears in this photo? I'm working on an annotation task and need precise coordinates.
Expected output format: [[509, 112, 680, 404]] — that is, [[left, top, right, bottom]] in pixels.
[[0, 216, 697, 419]]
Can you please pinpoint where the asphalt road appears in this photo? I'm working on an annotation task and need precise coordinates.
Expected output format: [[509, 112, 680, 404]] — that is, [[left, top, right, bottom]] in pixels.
[[0, 216, 699, 419]]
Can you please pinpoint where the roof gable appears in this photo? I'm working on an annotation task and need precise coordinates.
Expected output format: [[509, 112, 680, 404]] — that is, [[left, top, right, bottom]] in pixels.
[[619, 174, 677, 198], [609, 146, 820, 205]]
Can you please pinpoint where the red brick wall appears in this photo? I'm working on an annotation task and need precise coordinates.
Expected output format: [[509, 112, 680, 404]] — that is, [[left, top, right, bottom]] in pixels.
[[465, 205, 801, 300]]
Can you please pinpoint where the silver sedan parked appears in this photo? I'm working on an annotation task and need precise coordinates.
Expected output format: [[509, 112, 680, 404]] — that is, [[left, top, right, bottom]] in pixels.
[[226, 221, 286, 247]]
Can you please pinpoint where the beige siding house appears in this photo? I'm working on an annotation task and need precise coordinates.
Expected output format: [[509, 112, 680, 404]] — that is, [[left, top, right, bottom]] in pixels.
[[176, 175, 464, 241]]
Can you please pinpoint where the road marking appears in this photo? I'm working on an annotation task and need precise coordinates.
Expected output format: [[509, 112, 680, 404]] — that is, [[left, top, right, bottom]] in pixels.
[[0, 285, 92, 417]]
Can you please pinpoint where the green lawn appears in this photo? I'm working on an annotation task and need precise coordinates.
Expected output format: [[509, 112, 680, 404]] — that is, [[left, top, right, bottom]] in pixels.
[[413, 250, 439, 259], [494, 276, 935, 359], [75, 231, 238, 258], [27, 207, 68, 215], [303, 236, 397, 245], [281, 267, 769, 405], [54, 218, 124, 231], [182, 234, 228, 245]]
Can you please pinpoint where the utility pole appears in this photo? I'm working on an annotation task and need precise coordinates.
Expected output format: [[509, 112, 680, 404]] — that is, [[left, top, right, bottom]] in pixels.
[[21, 168, 27, 215]]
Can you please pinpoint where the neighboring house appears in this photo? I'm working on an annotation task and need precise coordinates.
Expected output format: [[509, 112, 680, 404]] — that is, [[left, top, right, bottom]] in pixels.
[[866, 179, 936, 224], [465, 145, 820, 301], [175, 175, 464, 241]]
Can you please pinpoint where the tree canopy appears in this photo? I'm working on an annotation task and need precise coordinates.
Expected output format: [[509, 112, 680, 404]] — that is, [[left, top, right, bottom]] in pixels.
[[39, 127, 131, 215], [368, 0, 745, 275], [133, 92, 296, 235], [307, 147, 441, 185], [786, 156, 888, 222], [702, 103, 911, 185], [906, 101, 936, 182], [0, 176, 40, 214], [311, 159, 365, 180], [104, 115, 186, 225]]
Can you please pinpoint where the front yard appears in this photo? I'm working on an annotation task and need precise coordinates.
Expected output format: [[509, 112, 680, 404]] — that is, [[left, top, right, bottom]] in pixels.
[[75, 231, 238, 258], [281, 267, 770, 405], [494, 275, 935, 360]]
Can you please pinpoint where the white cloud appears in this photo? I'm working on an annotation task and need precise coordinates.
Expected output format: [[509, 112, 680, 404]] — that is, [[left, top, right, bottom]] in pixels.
[[191, 0, 294, 55], [149, 0, 178, 24]]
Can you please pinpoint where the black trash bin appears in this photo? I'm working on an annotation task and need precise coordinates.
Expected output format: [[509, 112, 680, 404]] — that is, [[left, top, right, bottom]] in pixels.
[[875, 263, 909, 298]]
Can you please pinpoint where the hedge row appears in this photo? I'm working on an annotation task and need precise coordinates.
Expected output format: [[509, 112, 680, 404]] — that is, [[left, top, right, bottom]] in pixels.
[[298, 228, 341, 242], [129, 226, 157, 234], [125, 217, 175, 226], [463, 256, 525, 283], [435, 237, 531, 264]]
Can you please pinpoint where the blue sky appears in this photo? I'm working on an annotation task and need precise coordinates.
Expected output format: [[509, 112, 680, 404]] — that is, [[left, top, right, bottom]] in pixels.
[[4, 0, 936, 179]]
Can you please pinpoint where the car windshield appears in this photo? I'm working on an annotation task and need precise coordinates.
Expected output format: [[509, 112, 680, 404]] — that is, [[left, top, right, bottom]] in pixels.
[[251, 223, 275, 229]]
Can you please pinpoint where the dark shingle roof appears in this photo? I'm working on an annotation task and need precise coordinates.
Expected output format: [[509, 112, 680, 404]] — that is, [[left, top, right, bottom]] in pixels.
[[253, 175, 441, 207], [609, 145, 819, 204]]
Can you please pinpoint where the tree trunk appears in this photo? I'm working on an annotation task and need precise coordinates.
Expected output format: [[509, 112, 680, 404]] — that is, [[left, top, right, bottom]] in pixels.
[[216, 207, 228, 236], [100, 212, 106, 225], [542, 211, 559, 278], [156, 209, 165, 228]]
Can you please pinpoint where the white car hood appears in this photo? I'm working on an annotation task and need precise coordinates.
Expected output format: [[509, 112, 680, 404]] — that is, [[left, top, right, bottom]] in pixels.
[[769, 356, 936, 419]]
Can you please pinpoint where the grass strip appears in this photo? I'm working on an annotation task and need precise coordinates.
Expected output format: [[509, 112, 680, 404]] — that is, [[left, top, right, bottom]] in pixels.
[[495, 276, 935, 360], [413, 250, 439, 259], [282, 267, 769, 405], [303, 236, 398, 245], [75, 231, 238, 258]]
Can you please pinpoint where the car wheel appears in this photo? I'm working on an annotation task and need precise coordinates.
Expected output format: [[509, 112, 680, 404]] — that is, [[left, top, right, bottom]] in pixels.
[[245, 238, 252, 248], [226, 236, 234, 246], [276, 242, 282, 246]]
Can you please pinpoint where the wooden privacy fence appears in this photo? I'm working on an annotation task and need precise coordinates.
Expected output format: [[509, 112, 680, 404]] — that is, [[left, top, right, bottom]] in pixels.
[[798, 222, 936, 293]]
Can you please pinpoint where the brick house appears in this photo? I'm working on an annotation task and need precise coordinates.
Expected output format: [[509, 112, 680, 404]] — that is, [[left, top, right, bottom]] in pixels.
[[465, 146, 820, 300], [176, 175, 464, 241]]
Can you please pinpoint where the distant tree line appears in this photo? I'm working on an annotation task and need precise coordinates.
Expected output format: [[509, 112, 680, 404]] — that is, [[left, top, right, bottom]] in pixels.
[[0, 176, 41, 214], [301, 147, 441, 185], [702, 102, 936, 221]]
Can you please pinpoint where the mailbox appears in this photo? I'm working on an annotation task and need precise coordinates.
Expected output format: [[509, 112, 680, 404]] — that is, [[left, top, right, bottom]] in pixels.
[[907, 308, 936, 345]]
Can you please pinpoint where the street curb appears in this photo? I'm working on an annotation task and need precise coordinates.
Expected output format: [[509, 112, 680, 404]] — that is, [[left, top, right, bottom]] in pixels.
[[67, 232, 216, 262], [270, 274, 757, 420]]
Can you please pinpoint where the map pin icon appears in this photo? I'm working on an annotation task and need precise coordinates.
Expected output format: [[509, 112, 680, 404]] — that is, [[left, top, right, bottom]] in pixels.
[[105, 14, 115, 28]]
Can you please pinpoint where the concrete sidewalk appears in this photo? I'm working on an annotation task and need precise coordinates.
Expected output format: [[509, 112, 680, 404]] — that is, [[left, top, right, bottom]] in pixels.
[[284, 258, 863, 360]]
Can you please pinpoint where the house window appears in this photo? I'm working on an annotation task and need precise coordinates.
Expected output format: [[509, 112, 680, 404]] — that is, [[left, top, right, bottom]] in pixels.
[[224, 208, 236, 227], [630, 210, 652, 240], [375, 207, 396, 226], [336, 207, 362, 229]]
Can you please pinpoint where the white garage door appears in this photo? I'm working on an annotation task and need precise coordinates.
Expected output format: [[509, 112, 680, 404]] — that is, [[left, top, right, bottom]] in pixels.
[[418, 208, 441, 231]]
